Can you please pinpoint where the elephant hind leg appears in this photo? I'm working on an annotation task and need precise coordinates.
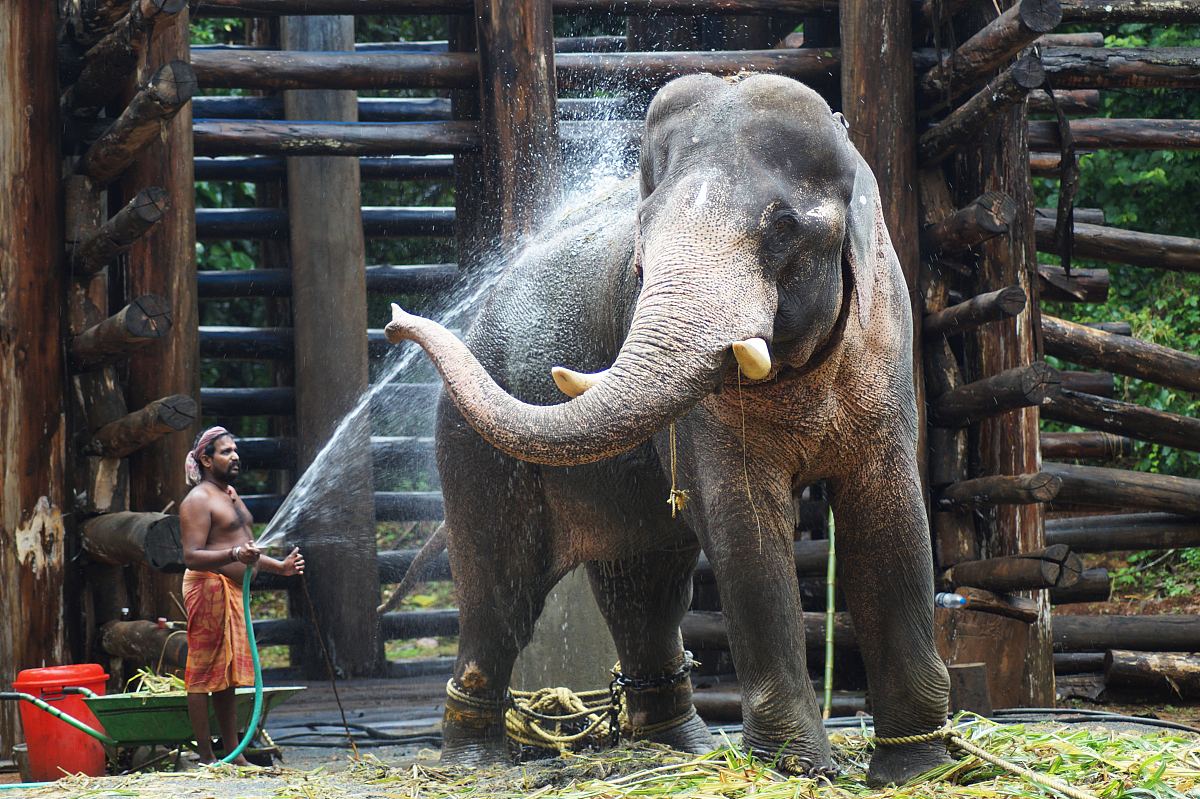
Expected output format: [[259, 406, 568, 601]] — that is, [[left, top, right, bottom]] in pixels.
[[585, 546, 715, 754]]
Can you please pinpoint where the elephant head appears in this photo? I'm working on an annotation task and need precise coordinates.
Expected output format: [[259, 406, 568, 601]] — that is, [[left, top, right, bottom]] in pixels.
[[386, 73, 885, 466]]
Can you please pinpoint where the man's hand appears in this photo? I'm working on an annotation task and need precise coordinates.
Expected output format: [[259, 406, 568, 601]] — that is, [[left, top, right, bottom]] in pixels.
[[235, 542, 261, 565], [279, 547, 305, 577]]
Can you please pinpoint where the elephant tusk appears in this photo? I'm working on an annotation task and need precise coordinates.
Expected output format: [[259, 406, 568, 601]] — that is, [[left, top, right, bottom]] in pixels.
[[385, 303, 407, 344], [551, 366, 607, 398], [732, 337, 772, 380]]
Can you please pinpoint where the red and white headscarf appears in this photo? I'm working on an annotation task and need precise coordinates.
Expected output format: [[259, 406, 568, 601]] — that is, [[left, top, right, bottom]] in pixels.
[[186, 426, 231, 486]]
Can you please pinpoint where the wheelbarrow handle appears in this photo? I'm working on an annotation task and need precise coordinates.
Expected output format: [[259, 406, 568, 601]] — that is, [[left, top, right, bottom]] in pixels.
[[0, 691, 117, 746], [61, 686, 101, 699]]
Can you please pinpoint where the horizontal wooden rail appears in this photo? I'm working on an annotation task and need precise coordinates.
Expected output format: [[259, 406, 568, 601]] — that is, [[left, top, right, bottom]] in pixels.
[[1052, 614, 1200, 652], [194, 0, 839, 16], [241, 490, 444, 523], [1041, 46, 1200, 89], [198, 264, 459, 297], [234, 435, 438, 473], [195, 207, 455, 240], [1043, 389, 1200, 453], [1045, 461, 1200, 516], [1059, 0, 1200, 23], [1037, 263, 1109, 303], [1045, 512, 1200, 552], [192, 95, 636, 122], [682, 610, 855, 652], [1026, 88, 1100, 116], [1035, 206, 1105, 226], [1050, 567, 1110, 605], [193, 35, 627, 55], [1034, 218, 1200, 273], [193, 120, 481, 156], [938, 472, 1062, 508], [1060, 370, 1113, 397], [556, 49, 839, 91], [192, 50, 478, 90], [200, 382, 439, 416], [195, 155, 455, 181], [1030, 118, 1200, 151], [1040, 431, 1132, 460], [1042, 314, 1200, 394]]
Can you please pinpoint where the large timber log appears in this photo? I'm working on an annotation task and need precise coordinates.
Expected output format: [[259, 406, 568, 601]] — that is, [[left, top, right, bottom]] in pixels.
[[1035, 218, 1200, 273], [193, 0, 840, 16], [929, 362, 1060, 427], [1035, 206, 1106, 226], [954, 587, 1039, 624], [1053, 615, 1200, 652], [193, 120, 481, 156], [72, 187, 168, 276], [82, 394, 197, 459], [1045, 512, 1200, 552], [681, 609, 857, 652], [1042, 389, 1200, 453], [63, 0, 188, 117], [1026, 88, 1100, 115], [1054, 652, 1104, 674], [918, 57, 1045, 163], [77, 61, 197, 186], [1030, 119, 1200, 151], [923, 286, 1026, 337], [1042, 314, 1200, 394], [1060, 0, 1200, 24], [81, 511, 183, 571], [1037, 264, 1109, 303], [693, 686, 867, 721], [938, 472, 1062, 508], [70, 294, 172, 370], [100, 620, 187, 670], [921, 194, 1017, 256], [555, 49, 839, 92], [1045, 462, 1200, 516], [197, 264, 459, 297], [917, 1, 1060, 107], [1041, 46, 1200, 90], [1059, 371, 1114, 397], [1104, 650, 1200, 698], [200, 386, 296, 416], [1049, 567, 1110, 604], [191, 50, 478, 90], [943, 544, 1081, 593], [194, 155, 455, 181], [195, 207, 455, 239], [1040, 431, 1132, 460]]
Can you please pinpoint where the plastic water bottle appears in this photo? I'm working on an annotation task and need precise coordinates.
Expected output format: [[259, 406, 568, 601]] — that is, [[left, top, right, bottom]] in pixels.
[[935, 592, 967, 609]]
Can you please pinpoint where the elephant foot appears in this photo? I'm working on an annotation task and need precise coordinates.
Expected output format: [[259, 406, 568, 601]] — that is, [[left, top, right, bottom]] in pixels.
[[441, 682, 510, 767], [635, 708, 716, 754], [866, 740, 951, 787], [741, 723, 833, 776], [439, 739, 512, 768]]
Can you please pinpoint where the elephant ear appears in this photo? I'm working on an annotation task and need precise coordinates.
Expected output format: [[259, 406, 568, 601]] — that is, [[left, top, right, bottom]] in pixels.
[[845, 146, 883, 329]]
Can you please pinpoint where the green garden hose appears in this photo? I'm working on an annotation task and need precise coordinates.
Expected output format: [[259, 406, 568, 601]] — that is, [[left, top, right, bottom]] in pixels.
[[219, 566, 264, 765]]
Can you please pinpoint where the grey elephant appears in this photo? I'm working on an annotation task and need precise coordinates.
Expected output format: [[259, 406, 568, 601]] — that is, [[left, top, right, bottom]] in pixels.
[[384, 73, 951, 785]]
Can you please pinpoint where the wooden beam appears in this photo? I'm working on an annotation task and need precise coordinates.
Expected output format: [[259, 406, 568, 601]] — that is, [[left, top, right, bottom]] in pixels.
[[555, 49, 839, 92], [680, 609, 857, 652], [70, 295, 172, 370], [1050, 567, 1110, 604], [1035, 206, 1105, 226], [1031, 118, 1200, 151], [122, 10, 197, 622], [929, 362, 1060, 428], [938, 472, 1061, 508], [191, 49, 478, 90], [191, 0, 840, 15], [1105, 650, 1200, 698], [943, 545, 1081, 593], [82, 394, 197, 459], [72, 187, 168, 276], [1038, 32, 1103, 47], [78, 60, 196, 186], [193, 120, 480, 156], [1026, 89, 1100, 116], [1037, 263, 1109, 303], [918, 56, 1045, 162], [923, 285, 1026, 337], [1060, 0, 1200, 23], [100, 620, 187, 670], [194, 155, 455, 181], [1035, 218, 1200, 273], [1045, 461, 1200, 516], [955, 588, 1039, 624], [1053, 615, 1200, 652], [1042, 314, 1200, 394], [195, 207, 455, 240], [64, 0, 188, 117], [917, 0, 1061, 107], [1041, 46, 1200, 90], [1054, 652, 1103, 673], [81, 511, 183, 571], [1030, 151, 1065, 177], [1046, 512, 1200, 552], [1059, 370, 1114, 397], [1043, 389, 1200, 453], [197, 264, 460, 297], [1040, 431, 1132, 460], [921, 193, 1017, 255]]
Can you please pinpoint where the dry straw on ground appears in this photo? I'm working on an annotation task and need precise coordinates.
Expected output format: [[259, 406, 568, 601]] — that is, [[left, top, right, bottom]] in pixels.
[[19, 716, 1200, 799]]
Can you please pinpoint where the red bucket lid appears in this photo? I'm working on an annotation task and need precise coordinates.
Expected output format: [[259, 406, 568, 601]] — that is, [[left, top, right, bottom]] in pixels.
[[12, 664, 108, 691]]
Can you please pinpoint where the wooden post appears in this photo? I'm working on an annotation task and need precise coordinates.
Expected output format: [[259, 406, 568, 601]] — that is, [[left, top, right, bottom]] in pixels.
[[0, 0, 69, 752], [936, 0, 1053, 708], [475, 0, 561, 250], [120, 9, 197, 621], [281, 15, 381, 678]]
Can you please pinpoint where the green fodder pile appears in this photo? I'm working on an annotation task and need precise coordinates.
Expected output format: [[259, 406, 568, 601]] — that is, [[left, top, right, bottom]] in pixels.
[[20, 717, 1200, 799]]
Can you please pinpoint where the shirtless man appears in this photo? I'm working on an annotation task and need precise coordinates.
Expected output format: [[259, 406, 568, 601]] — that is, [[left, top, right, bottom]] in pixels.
[[180, 426, 304, 765]]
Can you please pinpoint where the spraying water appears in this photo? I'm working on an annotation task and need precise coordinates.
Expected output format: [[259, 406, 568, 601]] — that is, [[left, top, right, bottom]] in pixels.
[[253, 109, 639, 551]]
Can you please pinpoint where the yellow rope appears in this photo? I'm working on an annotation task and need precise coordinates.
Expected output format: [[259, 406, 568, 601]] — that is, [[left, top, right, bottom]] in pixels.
[[667, 422, 688, 517], [505, 686, 615, 751], [875, 723, 1103, 799]]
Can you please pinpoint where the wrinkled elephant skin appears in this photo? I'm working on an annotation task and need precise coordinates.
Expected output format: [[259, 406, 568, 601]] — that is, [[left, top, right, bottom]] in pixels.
[[386, 74, 951, 786]]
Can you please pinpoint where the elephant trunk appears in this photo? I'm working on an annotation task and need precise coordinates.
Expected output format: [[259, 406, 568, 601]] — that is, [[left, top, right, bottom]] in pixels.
[[387, 255, 767, 467]]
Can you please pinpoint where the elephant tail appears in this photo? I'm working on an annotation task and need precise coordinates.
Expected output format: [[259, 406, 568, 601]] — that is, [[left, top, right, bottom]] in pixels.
[[376, 521, 450, 614]]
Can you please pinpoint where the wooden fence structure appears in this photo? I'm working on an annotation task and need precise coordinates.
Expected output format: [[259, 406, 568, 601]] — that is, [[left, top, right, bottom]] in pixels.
[[2, 0, 1200, 753]]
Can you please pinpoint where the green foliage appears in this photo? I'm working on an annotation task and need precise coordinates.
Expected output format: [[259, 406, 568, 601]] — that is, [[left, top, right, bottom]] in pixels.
[[1111, 548, 1200, 599], [1035, 24, 1200, 481]]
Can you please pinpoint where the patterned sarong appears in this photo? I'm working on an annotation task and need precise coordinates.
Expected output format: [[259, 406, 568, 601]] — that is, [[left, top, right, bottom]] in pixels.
[[183, 569, 255, 693]]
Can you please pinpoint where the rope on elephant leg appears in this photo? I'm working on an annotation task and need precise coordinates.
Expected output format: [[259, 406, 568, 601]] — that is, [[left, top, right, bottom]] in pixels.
[[505, 686, 616, 752], [874, 724, 1102, 799]]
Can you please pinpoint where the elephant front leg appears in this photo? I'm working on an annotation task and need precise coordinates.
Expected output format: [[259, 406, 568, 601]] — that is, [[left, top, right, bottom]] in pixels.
[[830, 454, 951, 786], [688, 468, 832, 775]]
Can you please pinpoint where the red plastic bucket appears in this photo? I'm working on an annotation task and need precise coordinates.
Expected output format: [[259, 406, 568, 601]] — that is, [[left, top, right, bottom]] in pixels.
[[11, 664, 108, 780]]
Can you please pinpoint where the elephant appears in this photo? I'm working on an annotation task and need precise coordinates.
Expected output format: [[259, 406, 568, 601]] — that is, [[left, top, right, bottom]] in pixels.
[[384, 72, 951, 786]]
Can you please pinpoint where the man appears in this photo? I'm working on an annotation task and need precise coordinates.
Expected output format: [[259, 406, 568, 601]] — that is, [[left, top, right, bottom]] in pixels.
[[180, 426, 304, 765]]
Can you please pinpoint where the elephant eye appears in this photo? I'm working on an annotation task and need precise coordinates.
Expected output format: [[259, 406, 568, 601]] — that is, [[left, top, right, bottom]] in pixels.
[[763, 209, 801, 257]]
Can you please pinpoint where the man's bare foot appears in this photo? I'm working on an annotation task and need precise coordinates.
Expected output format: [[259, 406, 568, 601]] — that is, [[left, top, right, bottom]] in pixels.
[[230, 755, 254, 767]]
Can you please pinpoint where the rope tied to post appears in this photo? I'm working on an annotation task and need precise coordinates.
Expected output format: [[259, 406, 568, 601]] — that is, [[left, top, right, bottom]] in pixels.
[[875, 722, 1103, 799]]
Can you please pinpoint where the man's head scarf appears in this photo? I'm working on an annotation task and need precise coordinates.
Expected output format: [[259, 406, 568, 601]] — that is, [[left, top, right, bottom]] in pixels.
[[186, 426, 232, 486]]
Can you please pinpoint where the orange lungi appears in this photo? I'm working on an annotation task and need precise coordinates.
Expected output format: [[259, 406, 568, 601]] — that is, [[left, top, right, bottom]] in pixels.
[[183, 569, 255, 693]]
